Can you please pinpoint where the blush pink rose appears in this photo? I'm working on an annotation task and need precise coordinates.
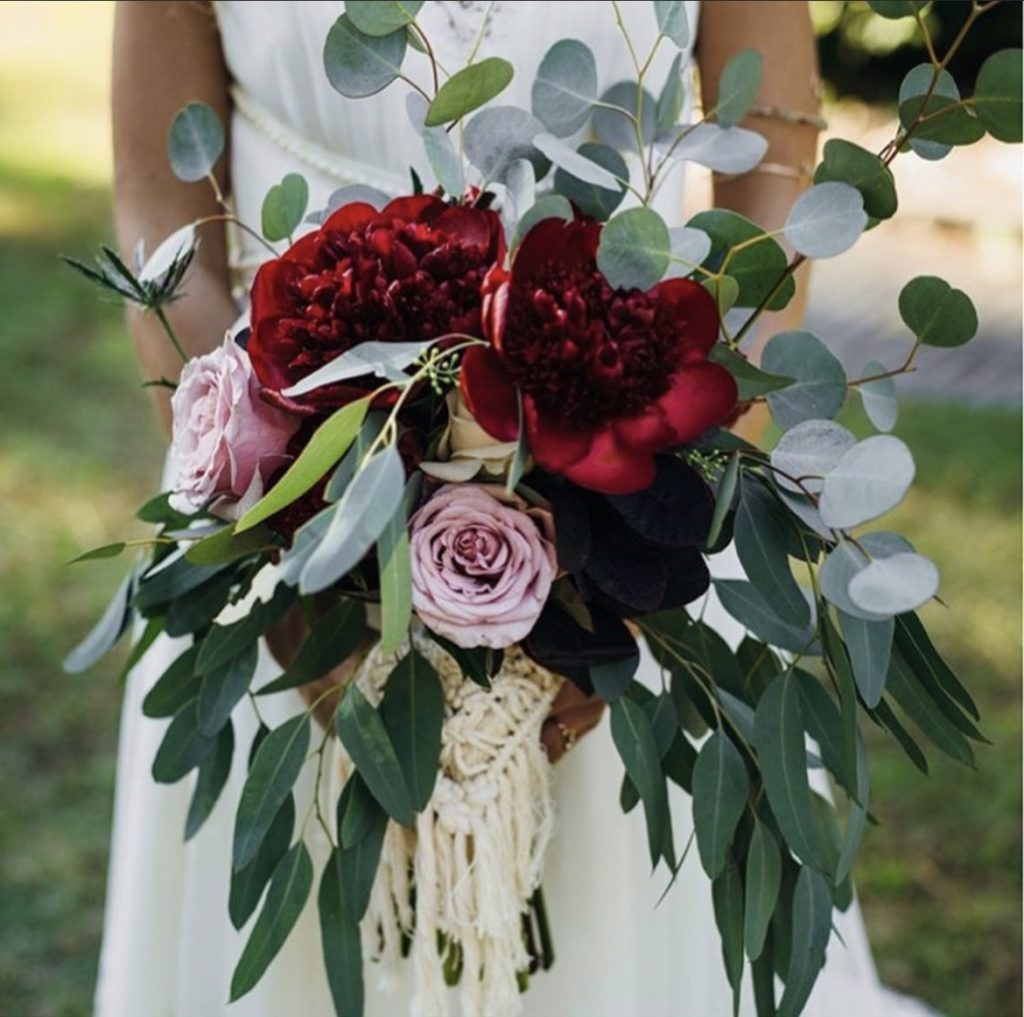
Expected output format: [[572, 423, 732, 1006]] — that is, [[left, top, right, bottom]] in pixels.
[[168, 336, 299, 519], [409, 484, 557, 649]]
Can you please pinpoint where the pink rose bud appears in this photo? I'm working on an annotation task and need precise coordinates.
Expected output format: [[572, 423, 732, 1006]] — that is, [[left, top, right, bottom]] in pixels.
[[168, 336, 299, 519], [409, 484, 557, 649]]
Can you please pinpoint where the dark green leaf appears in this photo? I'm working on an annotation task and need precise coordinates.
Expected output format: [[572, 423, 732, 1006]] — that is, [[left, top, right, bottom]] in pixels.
[[794, 670, 851, 794], [715, 580, 818, 655], [137, 491, 192, 527], [778, 867, 832, 1017], [230, 842, 313, 1001], [262, 173, 309, 242], [196, 582, 293, 674], [319, 849, 364, 1017], [895, 612, 979, 719], [712, 863, 745, 1014], [119, 615, 164, 681], [338, 772, 382, 848], [836, 732, 869, 886], [233, 714, 311, 869], [973, 48, 1022, 143], [68, 542, 126, 564], [185, 720, 234, 840], [425, 57, 514, 126], [237, 397, 368, 532], [590, 647, 640, 703], [692, 732, 750, 878], [707, 453, 740, 550], [814, 138, 897, 220], [229, 795, 295, 930], [753, 672, 823, 869], [324, 14, 407, 99], [734, 481, 809, 628], [898, 275, 978, 348], [185, 522, 277, 565], [379, 649, 445, 811], [152, 699, 218, 784], [258, 598, 367, 695], [168, 101, 224, 182], [198, 642, 259, 736], [744, 818, 782, 960], [134, 555, 228, 612], [610, 696, 670, 868], [899, 93, 985, 145], [872, 698, 929, 775], [338, 800, 388, 922], [143, 644, 201, 719], [336, 684, 415, 826], [163, 568, 238, 637]]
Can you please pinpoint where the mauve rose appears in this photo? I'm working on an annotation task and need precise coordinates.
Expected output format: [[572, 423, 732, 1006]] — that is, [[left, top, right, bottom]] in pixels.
[[409, 484, 557, 649], [168, 336, 299, 519]]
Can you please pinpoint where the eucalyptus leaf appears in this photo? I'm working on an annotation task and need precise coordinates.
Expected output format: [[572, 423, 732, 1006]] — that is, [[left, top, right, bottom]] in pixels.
[[770, 418, 856, 495], [973, 48, 1022, 143], [709, 344, 794, 402], [744, 818, 782, 961], [664, 122, 768, 174], [898, 93, 985, 146], [783, 182, 866, 259], [610, 696, 670, 869], [323, 14, 407, 99], [762, 332, 847, 432], [734, 481, 809, 628], [230, 842, 313, 1001], [899, 64, 959, 161], [233, 714, 310, 870], [308, 184, 390, 224], [464, 106, 551, 183], [152, 699, 219, 784], [818, 532, 914, 621], [753, 672, 823, 869], [778, 867, 832, 1017], [596, 207, 671, 291], [552, 143, 628, 221], [654, 0, 690, 48], [300, 445, 406, 594], [715, 580, 818, 655], [185, 721, 234, 840], [63, 570, 134, 673], [336, 684, 415, 826], [284, 340, 436, 397], [848, 552, 939, 616], [236, 397, 369, 533], [819, 435, 915, 529], [425, 57, 514, 126], [168, 102, 225, 182], [656, 53, 685, 135], [898, 275, 978, 348], [510, 195, 574, 251], [379, 650, 445, 810], [592, 81, 656, 152], [715, 49, 763, 128], [346, 0, 423, 36], [261, 173, 309, 242], [534, 133, 621, 189], [814, 139, 897, 220], [692, 731, 750, 879], [531, 38, 598, 137], [858, 361, 898, 431], [664, 226, 711, 279], [503, 158, 536, 225]]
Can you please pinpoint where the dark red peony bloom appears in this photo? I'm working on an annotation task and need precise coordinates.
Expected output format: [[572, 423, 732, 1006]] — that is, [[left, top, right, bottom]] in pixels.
[[460, 218, 738, 495], [249, 195, 504, 414]]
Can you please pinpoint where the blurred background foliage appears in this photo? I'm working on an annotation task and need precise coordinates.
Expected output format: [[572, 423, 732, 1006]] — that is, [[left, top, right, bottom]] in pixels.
[[0, 2, 1019, 1016]]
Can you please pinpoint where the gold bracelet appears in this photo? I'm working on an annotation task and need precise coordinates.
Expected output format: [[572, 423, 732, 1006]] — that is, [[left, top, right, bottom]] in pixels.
[[748, 104, 828, 131]]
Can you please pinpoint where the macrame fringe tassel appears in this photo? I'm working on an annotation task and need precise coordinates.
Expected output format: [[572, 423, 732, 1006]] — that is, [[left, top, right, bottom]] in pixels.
[[348, 638, 561, 1017]]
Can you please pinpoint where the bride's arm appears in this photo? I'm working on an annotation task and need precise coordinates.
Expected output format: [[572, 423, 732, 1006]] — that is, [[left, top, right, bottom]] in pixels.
[[112, 0, 238, 437]]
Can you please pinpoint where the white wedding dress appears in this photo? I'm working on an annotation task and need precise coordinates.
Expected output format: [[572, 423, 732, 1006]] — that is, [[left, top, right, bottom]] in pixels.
[[95, 3, 935, 1016]]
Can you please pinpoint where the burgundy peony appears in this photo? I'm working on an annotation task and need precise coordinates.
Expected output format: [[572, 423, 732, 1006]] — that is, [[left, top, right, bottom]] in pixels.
[[248, 195, 504, 413], [460, 217, 738, 495]]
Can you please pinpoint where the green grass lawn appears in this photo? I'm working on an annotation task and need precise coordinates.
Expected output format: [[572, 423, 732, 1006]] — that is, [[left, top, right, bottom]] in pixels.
[[0, 6, 1019, 1016]]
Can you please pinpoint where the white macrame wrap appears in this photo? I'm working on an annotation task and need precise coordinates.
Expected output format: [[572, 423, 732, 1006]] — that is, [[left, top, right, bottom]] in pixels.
[[333, 632, 563, 1017]]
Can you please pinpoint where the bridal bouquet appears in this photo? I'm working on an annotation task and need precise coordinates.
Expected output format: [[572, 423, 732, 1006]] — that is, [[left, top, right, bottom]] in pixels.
[[66, 3, 1019, 1015]]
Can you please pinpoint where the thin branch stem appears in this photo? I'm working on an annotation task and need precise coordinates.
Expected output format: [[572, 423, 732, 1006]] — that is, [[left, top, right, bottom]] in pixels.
[[410, 21, 441, 94], [153, 305, 189, 363]]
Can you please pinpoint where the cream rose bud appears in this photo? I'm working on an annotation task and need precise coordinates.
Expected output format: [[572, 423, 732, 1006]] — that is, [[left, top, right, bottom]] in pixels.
[[168, 336, 299, 519], [419, 389, 521, 483], [409, 484, 557, 649]]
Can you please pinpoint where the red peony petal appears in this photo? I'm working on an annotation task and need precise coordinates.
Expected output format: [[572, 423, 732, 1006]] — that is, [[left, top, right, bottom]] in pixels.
[[656, 361, 739, 444], [651, 277, 720, 357], [512, 217, 600, 285], [482, 270, 510, 351], [524, 397, 592, 472], [375, 194, 442, 225], [320, 201, 380, 236], [611, 404, 677, 453], [460, 345, 520, 442], [560, 425, 657, 495]]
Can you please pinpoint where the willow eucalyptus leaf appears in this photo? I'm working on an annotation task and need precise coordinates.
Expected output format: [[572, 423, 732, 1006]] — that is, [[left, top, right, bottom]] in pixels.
[[284, 340, 436, 397], [715, 580, 818, 655], [838, 611, 894, 708], [744, 819, 782, 961], [63, 569, 134, 673], [198, 643, 259, 736], [692, 731, 750, 879], [319, 852, 365, 1016], [185, 721, 235, 840], [762, 332, 847, 432], [818, 435, 916, 529], [324, 14, 407, 99], [152, 699, 219, 784], [784, 182, 867, 259], [778, 867, 832, 1017], [531, 38, 598, 137]]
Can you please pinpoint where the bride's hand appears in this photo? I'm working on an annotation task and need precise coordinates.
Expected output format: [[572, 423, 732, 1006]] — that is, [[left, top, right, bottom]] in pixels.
[[265, 603, 604, 762]]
